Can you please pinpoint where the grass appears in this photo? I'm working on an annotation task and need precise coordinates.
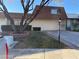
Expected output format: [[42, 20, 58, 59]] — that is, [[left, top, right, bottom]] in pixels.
[[14, 31, 68, 49]]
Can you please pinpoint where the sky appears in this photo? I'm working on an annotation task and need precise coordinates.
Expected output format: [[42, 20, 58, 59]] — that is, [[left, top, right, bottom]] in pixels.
[[2, 0, 79, 14]]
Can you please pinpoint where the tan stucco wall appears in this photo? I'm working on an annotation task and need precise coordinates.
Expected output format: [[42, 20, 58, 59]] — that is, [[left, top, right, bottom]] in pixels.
[[7, 19, 20, 25], [0, 18, 7, 25], [30, 19, 66, 31], [0, 18, 66, 31], [0, 18, 7, 31], [60, 19, 66, 30], [14, 19, 20, 25]]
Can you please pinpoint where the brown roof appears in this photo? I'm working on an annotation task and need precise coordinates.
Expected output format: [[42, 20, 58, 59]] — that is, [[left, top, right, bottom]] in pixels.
[[34, 5, 67, 20], [0, 12, 23, 19], [0, 12, 31, 19], [0, 5, 67, 20]]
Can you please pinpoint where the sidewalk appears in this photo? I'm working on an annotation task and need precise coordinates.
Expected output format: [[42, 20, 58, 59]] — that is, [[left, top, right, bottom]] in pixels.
[[9, 49, 79, 59]]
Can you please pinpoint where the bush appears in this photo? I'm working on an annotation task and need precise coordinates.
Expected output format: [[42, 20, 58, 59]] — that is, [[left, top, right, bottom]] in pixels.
[[1, 25, 32, 32]]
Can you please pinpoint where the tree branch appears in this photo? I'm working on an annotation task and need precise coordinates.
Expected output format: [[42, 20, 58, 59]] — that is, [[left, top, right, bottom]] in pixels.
[[0, 7, 3, 11], [21, 0, 25, 10], [20, 0, 34, 27], [29, 0, 34, 7]]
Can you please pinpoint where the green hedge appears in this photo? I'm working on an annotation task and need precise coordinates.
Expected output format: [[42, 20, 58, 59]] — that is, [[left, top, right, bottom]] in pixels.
[[1, 25, 32, 32]]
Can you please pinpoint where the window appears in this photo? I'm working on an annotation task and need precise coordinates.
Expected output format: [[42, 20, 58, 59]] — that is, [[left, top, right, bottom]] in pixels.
[[51, 9, 58, 14]]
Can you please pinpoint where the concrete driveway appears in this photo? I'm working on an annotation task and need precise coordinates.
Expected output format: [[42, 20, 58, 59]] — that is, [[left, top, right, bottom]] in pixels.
[[46, 31, 79, 49]]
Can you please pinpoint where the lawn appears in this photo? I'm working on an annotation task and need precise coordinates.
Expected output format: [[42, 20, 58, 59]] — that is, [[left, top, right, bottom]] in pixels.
[[14, 31, 68, 49]]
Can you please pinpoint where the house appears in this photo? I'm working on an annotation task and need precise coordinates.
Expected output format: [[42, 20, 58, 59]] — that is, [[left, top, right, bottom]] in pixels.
[[30, 6, 67, 31], [0, 5, 67, 31], [67, 14, 79, 31]]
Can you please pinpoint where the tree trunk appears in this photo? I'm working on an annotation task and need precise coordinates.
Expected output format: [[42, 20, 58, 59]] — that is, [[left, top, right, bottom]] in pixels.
[[0, 2, 16, 32]]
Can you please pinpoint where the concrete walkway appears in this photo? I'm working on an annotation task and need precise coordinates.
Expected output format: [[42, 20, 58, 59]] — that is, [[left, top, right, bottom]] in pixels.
[[46, 31, 79, 49], [0, 38, 6, 59], [9, 49, 79, 59]]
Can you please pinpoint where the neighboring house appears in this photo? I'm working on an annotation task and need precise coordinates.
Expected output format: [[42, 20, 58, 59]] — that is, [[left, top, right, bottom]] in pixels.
[[67, 14, 79, 30], [0, 5, 67, 31], [0, 12, 23, 31]]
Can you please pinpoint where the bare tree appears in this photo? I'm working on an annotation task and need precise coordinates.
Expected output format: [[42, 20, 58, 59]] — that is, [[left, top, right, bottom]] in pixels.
[[0, 0, 50, 32]]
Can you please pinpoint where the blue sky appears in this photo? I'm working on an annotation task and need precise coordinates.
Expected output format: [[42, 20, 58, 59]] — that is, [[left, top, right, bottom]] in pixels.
[[3, 0, 79, 14]]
